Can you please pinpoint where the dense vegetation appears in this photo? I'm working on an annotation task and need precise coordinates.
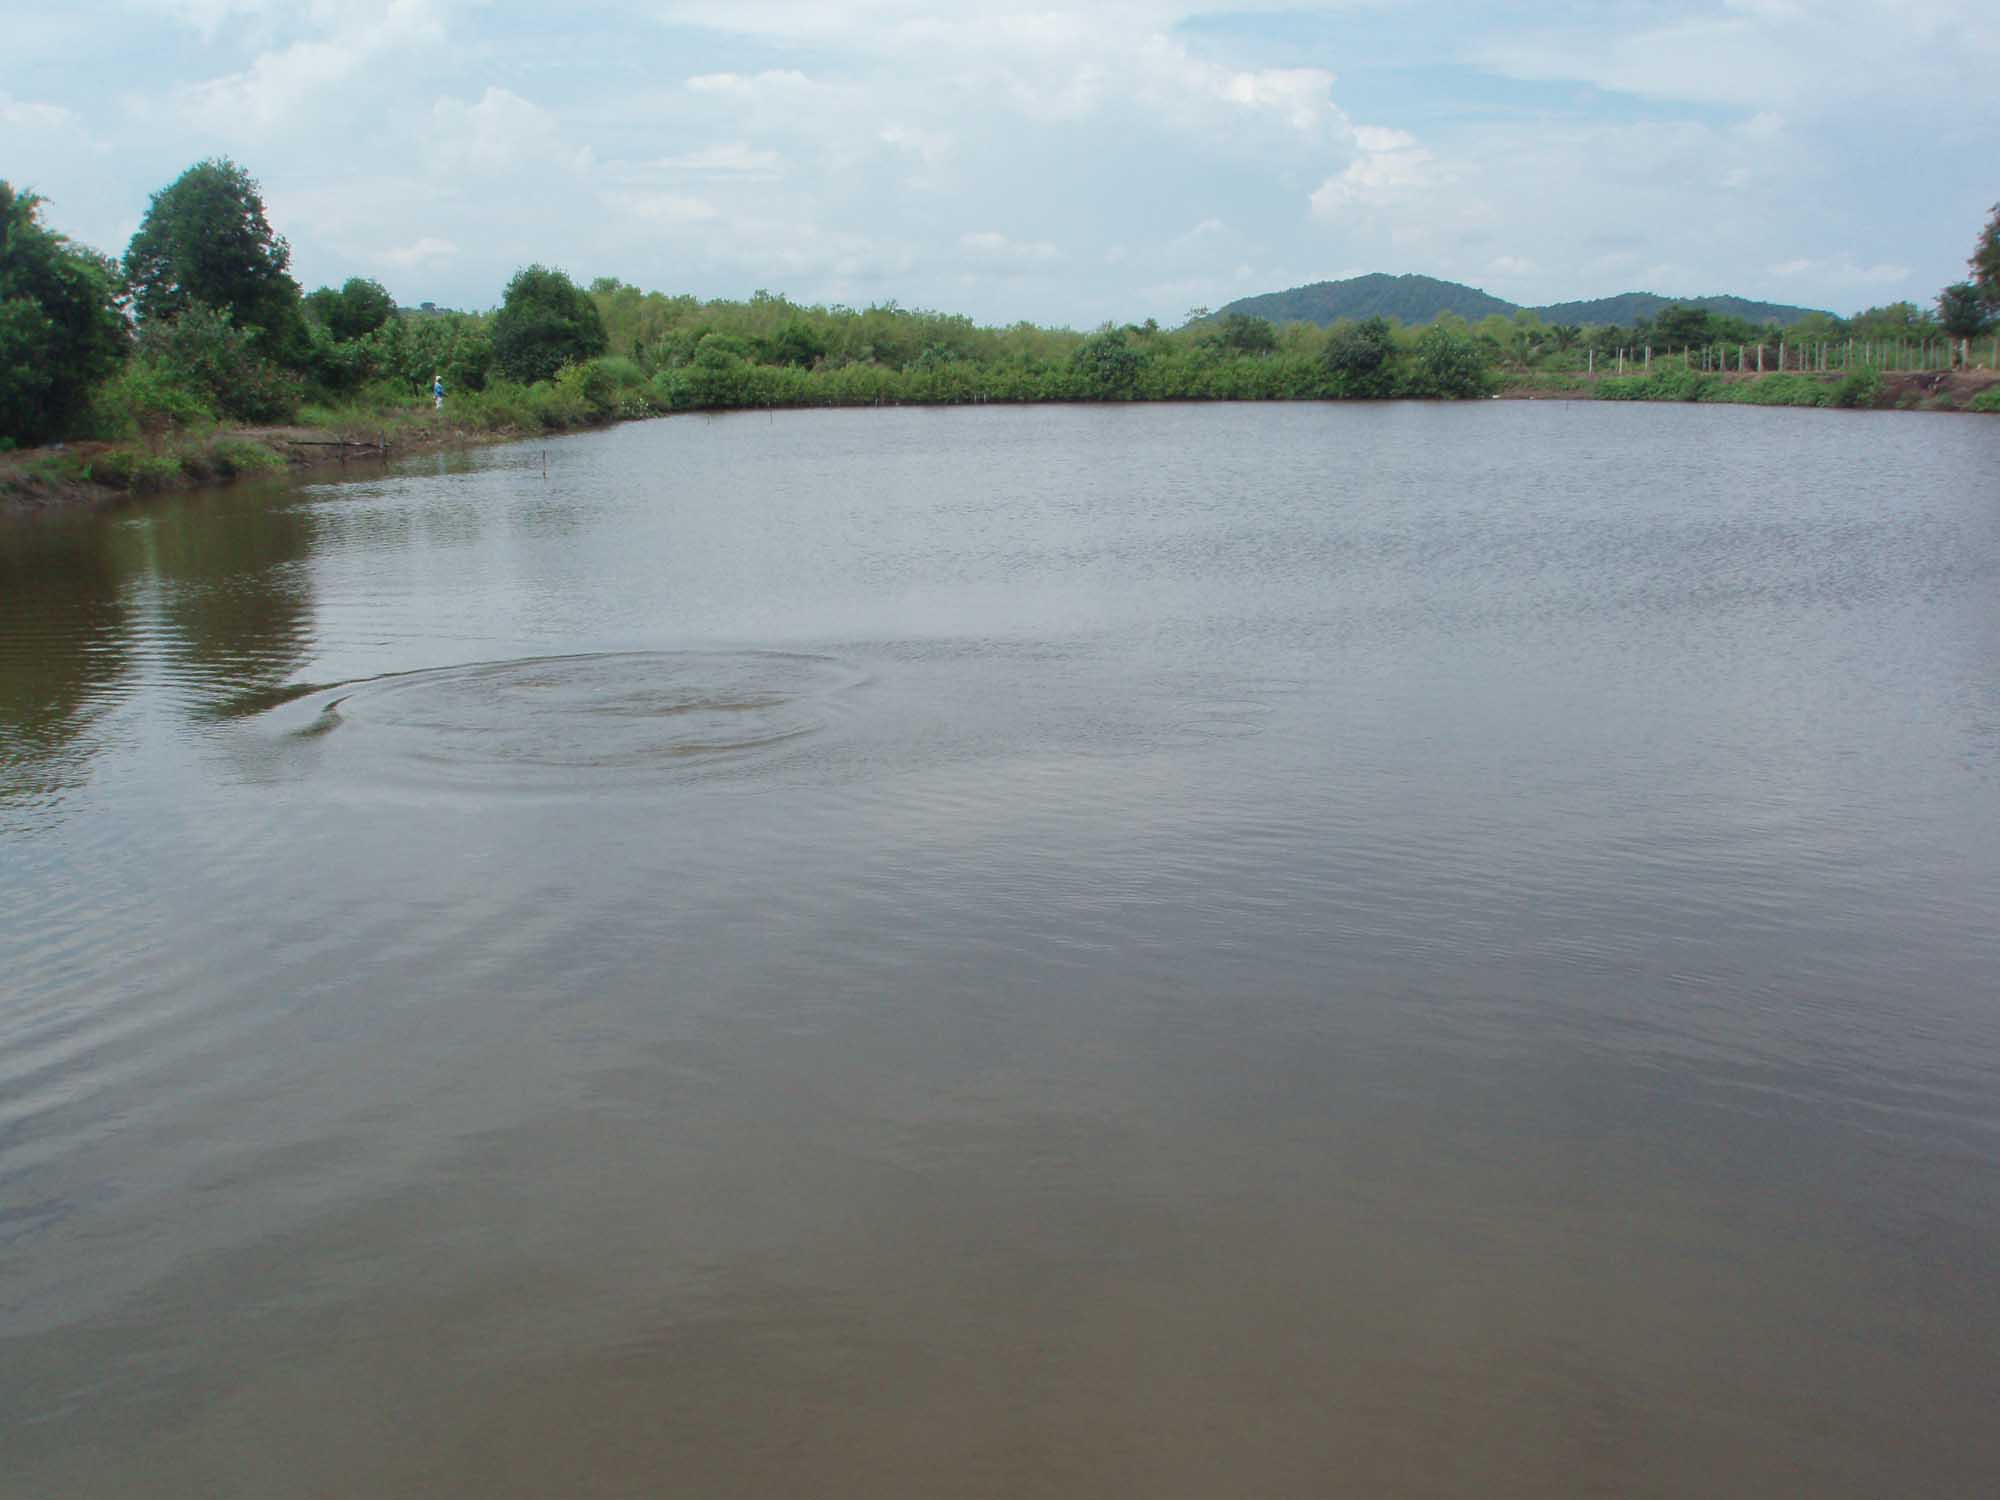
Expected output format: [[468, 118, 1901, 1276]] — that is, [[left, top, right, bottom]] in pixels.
[[2, 163, 1996, 495], [1, 185, 128, 446]]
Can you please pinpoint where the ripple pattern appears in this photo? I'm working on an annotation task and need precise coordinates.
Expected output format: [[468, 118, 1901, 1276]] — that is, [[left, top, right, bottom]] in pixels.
[[293, 651, 866, 789]]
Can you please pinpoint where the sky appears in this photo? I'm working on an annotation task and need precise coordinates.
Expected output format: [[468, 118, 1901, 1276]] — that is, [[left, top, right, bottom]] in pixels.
[[5, 1, 1996, 327]]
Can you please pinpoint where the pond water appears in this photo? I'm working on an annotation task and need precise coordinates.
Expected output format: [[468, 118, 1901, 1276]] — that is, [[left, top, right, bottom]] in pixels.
[[3, 401, 1998, 1497]]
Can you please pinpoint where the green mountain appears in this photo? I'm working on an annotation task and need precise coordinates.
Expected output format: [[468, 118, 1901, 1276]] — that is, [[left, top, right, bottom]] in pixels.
[[1213, 274, 1831, 330], [1531, 292, 1827, 328], [1216, 273, 1517, 327]]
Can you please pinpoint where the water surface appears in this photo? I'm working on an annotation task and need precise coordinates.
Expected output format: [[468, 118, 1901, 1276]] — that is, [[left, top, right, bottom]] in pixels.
[[3, 402, 1998, 1497]]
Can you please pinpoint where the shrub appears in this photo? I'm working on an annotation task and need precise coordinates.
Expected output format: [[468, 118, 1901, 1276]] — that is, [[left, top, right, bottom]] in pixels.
[[88, 447, 186, 491], [1834, 368, 1883, 409], [139, 303, 301, 422], [1407, 325, 1492, 398], [88, 360, 216, 438], [207, 438, 287, 476], [553, 360, 618, 419]]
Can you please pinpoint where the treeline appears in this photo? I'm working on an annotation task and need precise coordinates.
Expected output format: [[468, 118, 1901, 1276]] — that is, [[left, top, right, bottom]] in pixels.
[[1425, 295, 1998, 374]]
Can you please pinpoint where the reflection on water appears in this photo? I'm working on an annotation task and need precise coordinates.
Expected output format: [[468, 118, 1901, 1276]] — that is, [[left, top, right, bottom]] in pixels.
[[2, 403, 1999, 1498], [0, 517, 136, 812]]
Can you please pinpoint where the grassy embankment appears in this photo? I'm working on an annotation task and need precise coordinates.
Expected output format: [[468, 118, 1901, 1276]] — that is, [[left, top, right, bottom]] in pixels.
[[10, 350, 1997, 511], [1500, 365, 2000, 412]]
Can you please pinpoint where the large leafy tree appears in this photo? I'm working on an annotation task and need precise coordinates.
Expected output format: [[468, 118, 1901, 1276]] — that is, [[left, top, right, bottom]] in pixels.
[[1938, 282, 1990, 340], [304, 277, 395, 342], [1069, 325, 1147, 398], [1321, 316, 1395, 395], [124, 159, 304, 362], [1937, 282, 1990, 365], [491, 265, 608, 383], [1205, 313, 1279, 356], [1, 183, 130, 445], [1971, 203, 2000, 310]]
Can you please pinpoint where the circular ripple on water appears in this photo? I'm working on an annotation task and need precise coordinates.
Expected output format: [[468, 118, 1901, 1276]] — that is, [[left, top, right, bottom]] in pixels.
[[298, 651, 865, 789]]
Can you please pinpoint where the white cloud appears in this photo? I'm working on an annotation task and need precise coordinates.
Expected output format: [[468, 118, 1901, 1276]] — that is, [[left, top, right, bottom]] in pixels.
[[177, 39, 362, 130], [1, 97, 79, 130], [1769, 257, 1909, 286], [382, 235, 457, 267], [880, 124, 952, 167], [647, 143, 782, 177], [1309, 128, 1438, 223], [426, 87, 579, 176], [170, 0, 445, 131], [959, 230, 1060, 265], [7, 0, 1993, 327], [605, 191, 719, 226], [1480, 1, 2000, 112]]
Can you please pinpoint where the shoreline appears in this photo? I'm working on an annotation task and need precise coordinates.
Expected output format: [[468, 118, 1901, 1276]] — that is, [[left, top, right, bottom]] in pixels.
[[7, 369, 1997, 515]]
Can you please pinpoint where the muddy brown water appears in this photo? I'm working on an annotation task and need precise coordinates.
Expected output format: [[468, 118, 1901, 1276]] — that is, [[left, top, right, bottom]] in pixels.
[[3, 402, 1998, 1497]]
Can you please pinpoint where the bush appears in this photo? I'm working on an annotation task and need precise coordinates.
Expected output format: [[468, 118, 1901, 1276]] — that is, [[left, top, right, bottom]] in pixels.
[[1407, 325, 1492, 398], [553, 360, 618, 419], [1969, 384, 2000, 413], [1834, 368, 1883, 409], [139, 303, 301, 422], [207, 438, 287, 477], [87, 447, 186, 491], [88, 360, 216, 438], [1596, 366, 1719, 403]]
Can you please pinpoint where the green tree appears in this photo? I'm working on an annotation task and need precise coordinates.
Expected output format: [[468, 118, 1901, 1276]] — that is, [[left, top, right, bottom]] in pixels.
[[1069, 325, 1147, 398], [1321, 316, 1395, 395], [304, 277, 395, 342], [1, 183, 130, 445], [1653, 304, 1714, 347], [1937, 282, 1990, 363], [491, 264, 608, 384], [1971, 202, 2000, 309], [1411, 324, 1491, 397], [767, 318, 828, 368], [124, 159, 304, 362], [1206, 313, 1279, 356]]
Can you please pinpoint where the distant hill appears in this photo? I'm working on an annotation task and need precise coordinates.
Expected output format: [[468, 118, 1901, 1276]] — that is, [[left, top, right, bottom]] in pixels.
[[1217, 273, 1517, 327], [1212, 274, 1830, 330], [1531, 292, 1827, 328]]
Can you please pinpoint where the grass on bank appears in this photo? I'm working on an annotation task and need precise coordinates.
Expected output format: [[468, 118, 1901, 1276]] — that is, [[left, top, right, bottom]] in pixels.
[[11, 347, 1998, 505]]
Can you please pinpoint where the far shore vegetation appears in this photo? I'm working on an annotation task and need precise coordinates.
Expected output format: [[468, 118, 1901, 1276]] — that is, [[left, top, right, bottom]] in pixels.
[[5, 161, 1999, 501]]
